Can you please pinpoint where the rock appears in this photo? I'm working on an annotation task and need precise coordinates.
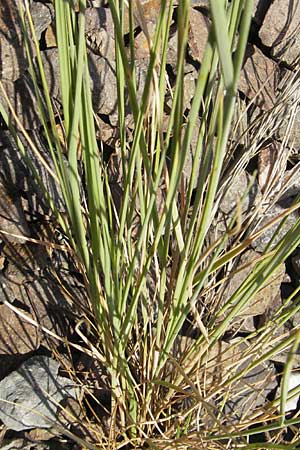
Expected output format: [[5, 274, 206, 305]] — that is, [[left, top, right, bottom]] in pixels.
[[258, 142, 279, 193], [1, 439, 30, 450], [1, 438, 58, 449], [85, 7, 115, 37], [123, 0, 163, 34], [251, 202, 299, 252], [41, 49, 60, 100], [166, 32, 178, 70], [278, 104, 300, 154], [280, 371, 300, 413], [133, 21, 157, 60], [259, 0, 300, 68], [239, 44, 279, 110], [0, 75, 43, 130], [219, 170, 260, 217], [188, 8, 210, 64], [224, 359, 277, 423], [0, 303, 39, 355], [88, 52, 118, 120], [0, 265, 78, 354], [0, 130, 65, 213], [86, 27, 115, 60], [0, 355, 78, 431], [220, 249, 286, 332], [25, 427, 56, 441], [173, 335, 242, 385], [0, 178, 30, 243], [29, 2, 54, 41], [0, 0, 29, 81], [181, 117, 201, 188], [183, 65, 197, 110], [0, 1, 53, 82], [45, 23, 57, 48]]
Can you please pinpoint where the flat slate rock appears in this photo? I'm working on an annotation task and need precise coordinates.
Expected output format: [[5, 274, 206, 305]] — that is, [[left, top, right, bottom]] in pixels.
[[259, 0, 300, 68], [0, 355, 78, 431], [251, 202, 299, 252], [239, 44, 279, 110]]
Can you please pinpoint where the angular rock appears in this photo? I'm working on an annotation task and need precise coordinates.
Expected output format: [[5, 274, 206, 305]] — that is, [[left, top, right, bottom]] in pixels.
[[0, 355, 78, 431], [0, 303, 39, 355], [258, 142, 279, 193], [85, 6, 115, 36], [181, 117, 201, 189], [29, 2, 54, 41], [280, 371, 300, 413], [0, 1, 53, 82], [86, 27, 115, 60], [220, 249, 286, 332], [0, 264, 79, 354], [259, 0, 300, 68], [133, 21, 157, 60], [183, 65, 197, 110], [88, 52, 118, 119], [0, 0, 29, 81], [188, 8, 210, 64], [251, 202, 299, 252], [41, 49, 60, 100], [278, 104, 300, 154], [239, 44, 279, 110], [45, 23, 57, 48], [219, 170, 260, 217], [224, 359, 277, 423], [1, 439, 36, 450], [0, 178, 30, 243], [0, 130, 65, 213], [166, 32, 178, 70], [0, 75, 42, 130], [123, 0, 163, 34]]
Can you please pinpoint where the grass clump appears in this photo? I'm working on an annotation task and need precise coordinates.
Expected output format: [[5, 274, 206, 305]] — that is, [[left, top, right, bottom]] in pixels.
[[1, 0, 300, 448]]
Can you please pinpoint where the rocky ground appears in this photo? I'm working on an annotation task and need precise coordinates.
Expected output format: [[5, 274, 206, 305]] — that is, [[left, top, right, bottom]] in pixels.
[[0, 0, 300, 448]]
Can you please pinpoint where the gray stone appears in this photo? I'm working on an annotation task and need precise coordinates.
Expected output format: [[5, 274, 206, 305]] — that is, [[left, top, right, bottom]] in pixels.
[[166, 32, 178, 70], [219, 170, 260, 217], [0, 75, 43, 130], [0, 130, 65, 213], [1, 439, 29, 450], [0, 302, 40, 355], [280, 372, 300, 413], [41, 49, 60, 100], [85, 7, 115, 36], [239, 44, 279, 110], [224, 359, 277, 423], [0, 177, 30, 243], [30, 2, 54, 41], [219, 249, 286, 332], [259, 0, 300, 68], [0, 356, 78, 431], [0, 1, 29, 81], [1, 439, 54, 450], [188, 8, 210, 64], [251, 202, 299, 252]]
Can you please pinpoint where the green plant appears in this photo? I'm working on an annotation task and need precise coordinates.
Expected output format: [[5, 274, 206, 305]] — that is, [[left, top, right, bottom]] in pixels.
[[1, 0, 300, 448]]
